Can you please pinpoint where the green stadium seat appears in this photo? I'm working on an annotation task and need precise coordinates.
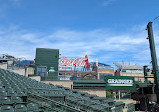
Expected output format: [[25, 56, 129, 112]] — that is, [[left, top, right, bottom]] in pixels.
[[0, 105, 14, 112], [5, 86, 13, 90], [114, 101, 125, 107], [7, 90, 17, 96], [89, 104, 106, 112], [0, 86, 5, 91], [0, 90, 8, 96], [11, 96, 23, 104], [0, 68, 126, 112], [103, 99, 115, 106], [15, 90, 26, 96], [27, 103, 39, 112], [14, 104, 27, 112], [0, 96, 11, 104], [2, 81, 10, 86]]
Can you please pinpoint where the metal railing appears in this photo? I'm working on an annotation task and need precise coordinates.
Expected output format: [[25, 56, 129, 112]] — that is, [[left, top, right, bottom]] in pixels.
[[27, 92, 84, 112]]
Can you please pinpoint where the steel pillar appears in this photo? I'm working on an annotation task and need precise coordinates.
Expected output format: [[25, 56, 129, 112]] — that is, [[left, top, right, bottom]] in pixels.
[[147, 22, 159, 103]]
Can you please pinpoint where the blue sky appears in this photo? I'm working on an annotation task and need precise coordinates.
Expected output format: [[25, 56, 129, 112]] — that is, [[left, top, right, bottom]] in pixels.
[[0, 0, 159, 67]]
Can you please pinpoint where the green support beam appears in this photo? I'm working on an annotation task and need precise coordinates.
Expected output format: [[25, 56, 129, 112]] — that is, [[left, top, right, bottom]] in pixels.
[[143, 65, 148, 82], [147, 22, 159, 103]]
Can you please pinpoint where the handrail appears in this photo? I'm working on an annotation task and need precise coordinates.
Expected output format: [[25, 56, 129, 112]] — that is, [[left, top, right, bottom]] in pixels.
[[27, 92, 84, 112]]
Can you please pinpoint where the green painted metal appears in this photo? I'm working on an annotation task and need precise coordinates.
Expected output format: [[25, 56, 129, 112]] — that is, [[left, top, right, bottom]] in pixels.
[[135, 80, 152, 88], [41, 76, 58, 81], [144, 65, 148, 82], [73, 80, 106, 90], [147, 22, 159, 103], [106, 92, 131, 99], [74, 80, 105, 83], [105, 76, 136, 90], [34, 48, 59, 81]]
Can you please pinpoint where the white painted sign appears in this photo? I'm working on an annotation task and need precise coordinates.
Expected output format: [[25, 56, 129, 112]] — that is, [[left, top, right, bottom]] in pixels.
[[58, 76, 71, 80], [108, 79, 133, 86], [122, 70, 143, 73]]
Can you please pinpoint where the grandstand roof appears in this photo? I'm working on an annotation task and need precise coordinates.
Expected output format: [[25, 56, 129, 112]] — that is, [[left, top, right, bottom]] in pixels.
[[120, 65, 143, 70], [90, 62, 110, 66]]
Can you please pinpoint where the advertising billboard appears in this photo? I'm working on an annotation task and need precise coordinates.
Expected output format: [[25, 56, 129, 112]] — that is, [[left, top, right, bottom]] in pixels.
[[105, 76, 136, 90]]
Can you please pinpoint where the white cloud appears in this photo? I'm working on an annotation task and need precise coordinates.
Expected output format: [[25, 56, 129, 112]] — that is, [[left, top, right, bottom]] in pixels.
[[0, 24, 159, 66], [102, 0, 116, 6], [0, 0, 22, 17], [9, 0, 22, 6]]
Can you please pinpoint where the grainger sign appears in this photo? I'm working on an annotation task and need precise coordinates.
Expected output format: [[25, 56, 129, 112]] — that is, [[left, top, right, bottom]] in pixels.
[[107, 79, 133, 86], [105, 76, 136, 90]]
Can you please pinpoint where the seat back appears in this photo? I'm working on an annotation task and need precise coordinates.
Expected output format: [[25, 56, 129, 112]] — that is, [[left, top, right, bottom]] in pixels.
[[27, 103, 39, 111], [11, 96, 23, 103], [0, 96, 11, 104], [1, 105, 14, 112], [14, 104, 27, 112]]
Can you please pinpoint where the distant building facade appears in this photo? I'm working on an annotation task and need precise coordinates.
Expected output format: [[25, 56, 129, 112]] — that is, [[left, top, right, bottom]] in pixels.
[[115, 64, 154, 82], [98, 66, 114, 80], [89, 62, 114, 80]]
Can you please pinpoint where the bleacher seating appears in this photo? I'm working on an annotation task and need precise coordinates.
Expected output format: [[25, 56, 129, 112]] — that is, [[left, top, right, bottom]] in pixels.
[[0, 68, 126, 112]]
